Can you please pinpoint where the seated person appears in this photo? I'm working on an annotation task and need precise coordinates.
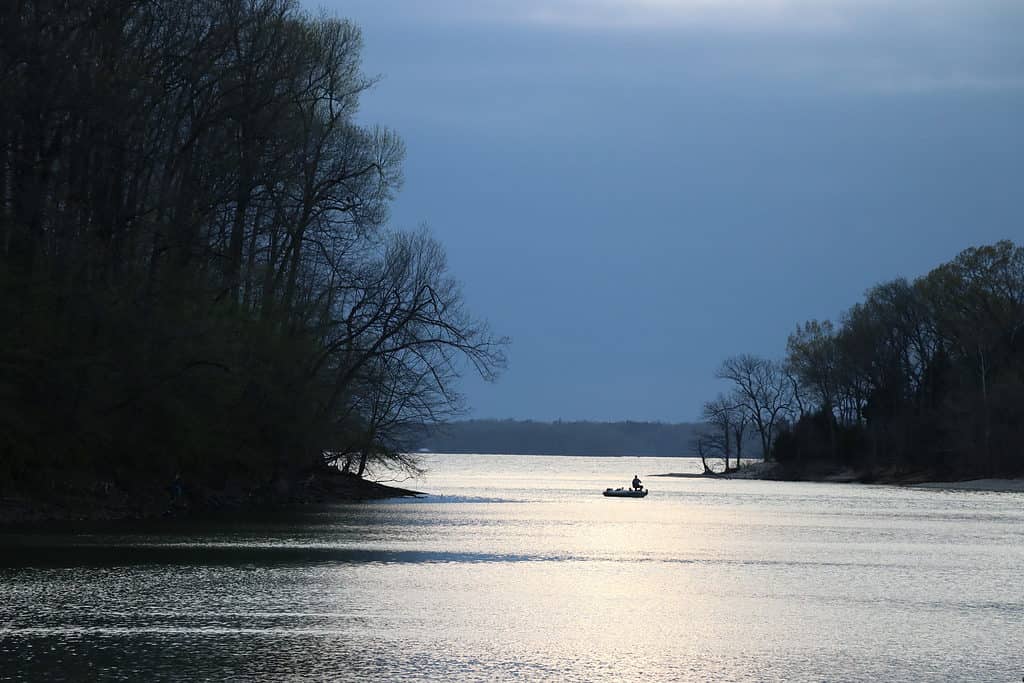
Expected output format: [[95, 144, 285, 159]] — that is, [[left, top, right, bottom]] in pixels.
[[632, 475, 642, 491]]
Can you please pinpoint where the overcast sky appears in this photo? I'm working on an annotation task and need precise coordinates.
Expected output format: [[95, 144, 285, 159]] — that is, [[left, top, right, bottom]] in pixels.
[[314, 0, 1024, 422]]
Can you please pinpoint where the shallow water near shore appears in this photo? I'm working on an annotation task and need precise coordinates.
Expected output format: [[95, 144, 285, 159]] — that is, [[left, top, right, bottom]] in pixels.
[[2, 454, 1022, 681]]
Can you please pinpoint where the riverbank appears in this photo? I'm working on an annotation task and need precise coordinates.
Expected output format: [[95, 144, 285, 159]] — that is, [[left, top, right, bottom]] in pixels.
[[0, 467, 422, 528], [907, 478, 1024, 492], [650, 461, 1024, 492]]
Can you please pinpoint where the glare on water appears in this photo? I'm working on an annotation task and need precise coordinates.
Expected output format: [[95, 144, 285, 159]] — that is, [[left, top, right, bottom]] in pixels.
[[2, 454, 1022, 682]]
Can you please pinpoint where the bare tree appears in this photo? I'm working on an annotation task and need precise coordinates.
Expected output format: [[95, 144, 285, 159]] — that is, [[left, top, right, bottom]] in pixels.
[[690, 433, 720, 475], [310, 229, 507, 475], [699, 394, 738, 471], [716, 355, 793, 460], [730, 400, 749, 466]]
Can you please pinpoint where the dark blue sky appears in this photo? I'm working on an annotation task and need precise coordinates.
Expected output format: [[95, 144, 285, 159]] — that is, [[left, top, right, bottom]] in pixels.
[[317, 0, 1024, 422]]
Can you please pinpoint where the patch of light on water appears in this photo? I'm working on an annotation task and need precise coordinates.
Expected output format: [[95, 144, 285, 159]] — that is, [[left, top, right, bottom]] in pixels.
[[2, 454, 1023, 681]]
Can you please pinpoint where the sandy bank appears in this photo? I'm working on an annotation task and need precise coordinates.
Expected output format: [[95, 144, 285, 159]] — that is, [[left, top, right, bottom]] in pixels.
[[649, 472, 710, 479], [650, 461, 777, 480], [907, 479, 1024, 492], [650, 465, 1024, 492]]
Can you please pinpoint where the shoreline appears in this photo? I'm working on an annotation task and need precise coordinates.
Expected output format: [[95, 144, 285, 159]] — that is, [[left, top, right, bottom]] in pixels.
[[649, 462, 1024, 492], [906, 478, 1024, 492], [0, 470, 423, 529]]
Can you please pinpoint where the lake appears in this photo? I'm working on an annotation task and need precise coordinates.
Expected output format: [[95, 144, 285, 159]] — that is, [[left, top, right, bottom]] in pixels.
[[2, 454, 1022, 681]]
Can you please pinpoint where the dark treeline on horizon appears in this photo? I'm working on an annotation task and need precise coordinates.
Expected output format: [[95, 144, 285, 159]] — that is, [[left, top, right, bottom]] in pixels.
[[698, 241, 1024, 479], [0, 0, 505, 501], [417, 419, 735, 457]]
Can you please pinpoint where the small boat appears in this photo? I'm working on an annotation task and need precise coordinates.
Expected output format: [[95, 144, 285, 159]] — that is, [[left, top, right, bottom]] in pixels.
[[603, 487, 648, 498]]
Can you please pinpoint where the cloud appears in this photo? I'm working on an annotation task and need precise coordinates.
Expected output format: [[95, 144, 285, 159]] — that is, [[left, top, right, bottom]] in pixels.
[[515, 0, 855, 33], [394, 0, 1021, 35], [329, 0, 1024, 95], [516, 0, 1024, 93], [339, 0, 1024, 38]]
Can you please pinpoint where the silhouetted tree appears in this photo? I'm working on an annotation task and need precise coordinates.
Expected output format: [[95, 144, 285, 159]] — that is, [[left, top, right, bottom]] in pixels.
[[698, 394, 748, 471], [716, 355, 793, 460], [0, 0, 506, 504], [713, 241, 1023, 478]]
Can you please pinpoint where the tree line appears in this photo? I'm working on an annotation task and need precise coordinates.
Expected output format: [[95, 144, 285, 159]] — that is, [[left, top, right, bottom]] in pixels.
[[0, 0, 505, 497], [695, 241, 1023, 478], [418, 419, 716, 457]]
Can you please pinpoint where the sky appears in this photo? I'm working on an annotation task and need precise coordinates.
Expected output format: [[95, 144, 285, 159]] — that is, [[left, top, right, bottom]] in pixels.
[[314, 0, 1024, 423]]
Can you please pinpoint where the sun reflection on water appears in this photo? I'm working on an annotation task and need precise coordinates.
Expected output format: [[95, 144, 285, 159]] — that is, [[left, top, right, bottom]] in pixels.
[[2, 454, 1022, 681]]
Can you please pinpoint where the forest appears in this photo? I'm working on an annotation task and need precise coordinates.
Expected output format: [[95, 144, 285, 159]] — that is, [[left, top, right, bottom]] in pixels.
[[0, 0, 505, 511], [696, 241, 1024, 479]]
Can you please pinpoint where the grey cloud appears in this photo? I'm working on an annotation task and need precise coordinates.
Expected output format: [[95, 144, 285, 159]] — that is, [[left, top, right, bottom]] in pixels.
[[331, 0, 1024, 93]]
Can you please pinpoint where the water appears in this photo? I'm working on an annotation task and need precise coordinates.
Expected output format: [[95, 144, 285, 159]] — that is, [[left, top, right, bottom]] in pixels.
[[2, 454, 1022, 681]]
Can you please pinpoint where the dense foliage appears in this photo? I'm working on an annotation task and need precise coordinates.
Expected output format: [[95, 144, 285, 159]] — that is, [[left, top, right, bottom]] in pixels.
[[701, 242, 1024, 478], [0, 0, 505, 497]]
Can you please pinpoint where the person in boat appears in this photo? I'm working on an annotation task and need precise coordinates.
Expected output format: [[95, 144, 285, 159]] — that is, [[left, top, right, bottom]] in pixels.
[[632, 474, 642, 491]]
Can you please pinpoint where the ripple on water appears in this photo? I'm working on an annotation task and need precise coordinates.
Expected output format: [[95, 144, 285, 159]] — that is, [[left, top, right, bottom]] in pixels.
[[2, 454, 1022, 682]]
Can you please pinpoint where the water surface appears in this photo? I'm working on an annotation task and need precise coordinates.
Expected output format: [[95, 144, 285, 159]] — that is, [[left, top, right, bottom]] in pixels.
[[2, 454, 1022, 681]]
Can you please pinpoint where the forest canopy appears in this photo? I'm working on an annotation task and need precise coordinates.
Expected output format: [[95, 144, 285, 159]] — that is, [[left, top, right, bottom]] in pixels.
[[0, 0, 506, 497]]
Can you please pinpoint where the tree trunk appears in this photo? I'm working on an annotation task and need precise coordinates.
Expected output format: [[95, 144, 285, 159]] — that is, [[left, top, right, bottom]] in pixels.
[[356, 450, 368, 477], [227, 144, 252, 308]]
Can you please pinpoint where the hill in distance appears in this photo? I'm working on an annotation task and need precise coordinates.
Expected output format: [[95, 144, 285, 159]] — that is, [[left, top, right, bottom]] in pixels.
[[414, 419, 708, 457]]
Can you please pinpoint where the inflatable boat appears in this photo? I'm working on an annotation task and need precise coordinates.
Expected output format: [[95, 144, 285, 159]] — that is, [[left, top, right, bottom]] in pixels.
[[602, 487, 648, 498]]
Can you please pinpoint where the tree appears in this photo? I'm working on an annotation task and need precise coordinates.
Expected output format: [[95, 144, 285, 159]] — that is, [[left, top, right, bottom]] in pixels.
[[716, 355, 793, 460], [690, 433, 719, 475], [698, 394, 748, 472], [310, 229, 506, 475], [786, 320, 841, 458], [715, 241, 1023, 478], [917, 241, 1024, 473], [0, 1, 507, 504]]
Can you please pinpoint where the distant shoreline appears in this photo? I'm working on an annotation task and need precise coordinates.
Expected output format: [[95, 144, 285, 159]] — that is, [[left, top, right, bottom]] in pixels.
[[416, 419, 719, 459], [420, 452, 699, 457]]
